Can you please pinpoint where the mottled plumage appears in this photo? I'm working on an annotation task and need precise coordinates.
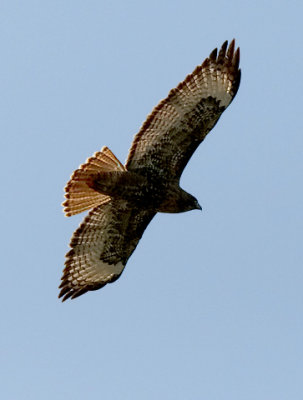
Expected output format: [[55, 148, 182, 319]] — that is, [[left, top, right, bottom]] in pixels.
[[59, 40, 241, 301]]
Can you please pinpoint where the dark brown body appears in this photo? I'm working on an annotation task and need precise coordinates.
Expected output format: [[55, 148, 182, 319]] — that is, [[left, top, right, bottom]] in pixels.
[[91, 170, 201, 213]]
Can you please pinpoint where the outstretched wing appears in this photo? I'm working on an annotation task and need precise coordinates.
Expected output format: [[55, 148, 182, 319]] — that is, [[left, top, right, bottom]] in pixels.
[[126, 40, 241, 179], [59, 200, 155, 301]]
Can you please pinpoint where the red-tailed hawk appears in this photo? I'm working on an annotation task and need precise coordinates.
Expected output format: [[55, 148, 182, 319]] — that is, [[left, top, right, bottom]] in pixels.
[[59, 40, 241, 301]]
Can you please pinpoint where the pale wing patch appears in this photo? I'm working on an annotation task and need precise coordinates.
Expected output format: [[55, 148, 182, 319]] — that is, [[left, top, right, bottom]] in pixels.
[[59, 201, 128, 301], [66, 256, 124, 288], [59, 200, 155, 301]]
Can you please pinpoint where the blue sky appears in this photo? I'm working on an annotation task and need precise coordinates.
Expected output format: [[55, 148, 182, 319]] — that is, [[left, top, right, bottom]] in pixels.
[[1, 1, 303, 399]]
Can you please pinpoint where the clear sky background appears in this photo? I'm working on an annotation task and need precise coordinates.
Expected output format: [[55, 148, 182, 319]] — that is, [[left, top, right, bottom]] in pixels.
[[1, 1, 302, 399]]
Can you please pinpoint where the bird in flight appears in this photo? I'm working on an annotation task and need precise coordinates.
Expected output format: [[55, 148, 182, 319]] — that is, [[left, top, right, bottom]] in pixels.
[[59, 39, 241, 301]]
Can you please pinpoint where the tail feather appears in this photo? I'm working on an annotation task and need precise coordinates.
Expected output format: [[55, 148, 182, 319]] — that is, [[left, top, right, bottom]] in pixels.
[[63, 146, 126, 217]]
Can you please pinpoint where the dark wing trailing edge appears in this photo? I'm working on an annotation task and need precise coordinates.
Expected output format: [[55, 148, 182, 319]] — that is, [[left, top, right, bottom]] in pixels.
[[59, 200, 155, 301], [125, 39, 241, 180]]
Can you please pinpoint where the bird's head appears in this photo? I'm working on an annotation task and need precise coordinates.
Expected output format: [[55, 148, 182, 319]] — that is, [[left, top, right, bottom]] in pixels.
[[157, 187, 202, 213], [178, 190, 202, 212]]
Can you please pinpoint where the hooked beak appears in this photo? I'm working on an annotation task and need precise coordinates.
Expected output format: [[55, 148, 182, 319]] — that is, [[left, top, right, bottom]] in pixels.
[[195, 200, 202, 211]]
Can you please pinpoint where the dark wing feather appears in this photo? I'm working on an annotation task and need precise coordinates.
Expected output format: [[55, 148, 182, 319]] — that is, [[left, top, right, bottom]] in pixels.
[[125, 40, 241, 179], [59, 200, 155, 301]]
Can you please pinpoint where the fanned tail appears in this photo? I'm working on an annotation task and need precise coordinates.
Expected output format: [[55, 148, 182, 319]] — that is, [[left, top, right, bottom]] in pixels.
[[62, 146, 126, 216]]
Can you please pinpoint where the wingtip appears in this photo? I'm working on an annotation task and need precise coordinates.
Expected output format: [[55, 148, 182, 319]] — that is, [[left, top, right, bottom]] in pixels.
[[209, 47, 218, 61], [58, 287, 70, 302], [217, 40, 228, 63], [227, 39, 235, 59], [221, 40, 228, 53], [233, 47, 240, 69], [208, 39, 240, 64]]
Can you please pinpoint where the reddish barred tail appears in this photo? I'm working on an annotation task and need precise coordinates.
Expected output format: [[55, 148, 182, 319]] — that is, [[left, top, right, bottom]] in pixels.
[[62, 146, 126, 216]]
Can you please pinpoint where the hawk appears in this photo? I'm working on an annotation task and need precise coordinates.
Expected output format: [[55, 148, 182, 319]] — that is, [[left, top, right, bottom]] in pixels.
[[59, 40, 241, 301]]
